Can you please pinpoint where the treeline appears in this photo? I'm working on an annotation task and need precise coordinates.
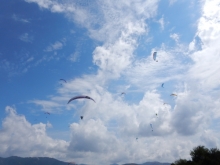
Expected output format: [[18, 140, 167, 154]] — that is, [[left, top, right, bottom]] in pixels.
[[171, 145, 220, 165]]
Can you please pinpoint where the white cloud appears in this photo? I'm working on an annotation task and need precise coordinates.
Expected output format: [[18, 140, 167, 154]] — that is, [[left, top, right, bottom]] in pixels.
[[19, 33, 33, 43], [0, 106, 68, 159], [25, 0, 53, 9], [69, 119, 117, 153], [0, 51, 36, 77], [200, 130, 219, 148], [196, 0, 220, 47], [26, 57, 34, 63], [158, 16, 165, 30], [45, 41, 64, 52], [170, 33, 179, 43], [25, 0, 158, 81], [12, 14, 30, 23], [169, 0, 177, 6], [69, 52, 79, 62], [187, 0, 220, 91], [124, 48, 186, 90], [46, 121, 53, 128], [29, 100, 63, 113], [10, 0, 220, 164]]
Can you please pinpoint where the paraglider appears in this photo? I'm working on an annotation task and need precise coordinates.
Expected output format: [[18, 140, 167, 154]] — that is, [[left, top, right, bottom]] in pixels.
[[153, 52, 158, 62], [44, 112, 50, 118], [59, 79, 67, 86], [150, 123, 153, 131], [67, 95, 96, 104], [170, 93, 178, 97], [80, 116, 83, 120], [161, 83, 164, 88], [60, 79, 67, 83], [121, 92, 126, 96]]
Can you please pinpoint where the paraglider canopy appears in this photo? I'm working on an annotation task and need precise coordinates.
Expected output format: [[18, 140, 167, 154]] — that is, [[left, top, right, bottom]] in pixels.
[[121, 92, 126, 95], [150, 123, 153, 131], [60, 79, 67, 83], [67, 95, 96, 104], [170, 93, 177, 97], [153, 52, 158, 62], [80, 116, 83, 120], [44, 112, 50, 118]]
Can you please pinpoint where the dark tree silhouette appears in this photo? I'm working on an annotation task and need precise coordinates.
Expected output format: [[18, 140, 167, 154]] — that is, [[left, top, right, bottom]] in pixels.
[[171, 145, 220, 165], [190, 146, 209, 164]]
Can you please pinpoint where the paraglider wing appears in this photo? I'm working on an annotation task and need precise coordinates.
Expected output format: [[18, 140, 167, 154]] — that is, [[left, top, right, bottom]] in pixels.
[[121, 92, 126, 95], [80, 116, 83, 120], [60, 79, 67, 83], [44, 112, 50, 118], [170, 93, 177, 97], [67, 95, 96, 104], [153, 52, 158, 62], [150, 123, 153, 131], [161, 83, 164, 88]]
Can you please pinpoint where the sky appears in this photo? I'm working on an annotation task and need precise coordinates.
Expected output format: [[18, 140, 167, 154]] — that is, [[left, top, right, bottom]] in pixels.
[[0, 0, 220, 164]]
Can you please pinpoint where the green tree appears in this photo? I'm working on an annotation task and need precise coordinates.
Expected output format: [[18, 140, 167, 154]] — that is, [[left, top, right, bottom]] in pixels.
[[208, 148, 220, 165], [190, 146, 209, 165], [171, 145, 220, 165]]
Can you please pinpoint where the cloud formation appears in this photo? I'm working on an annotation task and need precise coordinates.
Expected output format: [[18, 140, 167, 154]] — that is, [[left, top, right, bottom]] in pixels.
[[2, 0, 220, 165], [0, 106, 68, 158], [19, 33, 33, 43]]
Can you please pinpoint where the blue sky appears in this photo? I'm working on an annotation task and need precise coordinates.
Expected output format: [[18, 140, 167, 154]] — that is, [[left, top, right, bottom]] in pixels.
[[1, 0, 220, 164]]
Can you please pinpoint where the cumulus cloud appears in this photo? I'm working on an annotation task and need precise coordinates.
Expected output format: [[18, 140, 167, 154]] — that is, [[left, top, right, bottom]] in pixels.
[[69, 119, 117, 153], [25, 0, 158, 81], [171, 92, 209, 136], [46, 121, 53, 128], [187, 0, 220, 91], [200, 130, 219, 148], [0, 106, 68, 158], [6, 0, 220, 164]]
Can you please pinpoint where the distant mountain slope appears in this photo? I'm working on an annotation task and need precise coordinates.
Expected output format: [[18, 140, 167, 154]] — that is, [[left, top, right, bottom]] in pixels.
[[0, 156, 69, 165], [142, 162, 170, 165], [123, 162, 170, 165], [0, 156, 170, 165]]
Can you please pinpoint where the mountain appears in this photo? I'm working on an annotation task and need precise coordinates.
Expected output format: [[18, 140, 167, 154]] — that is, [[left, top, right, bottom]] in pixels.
[[142, 162, 170, 165], [0, 156, 69, 165], [0, 156, 170, 165], [123, 162, 170, 165]]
